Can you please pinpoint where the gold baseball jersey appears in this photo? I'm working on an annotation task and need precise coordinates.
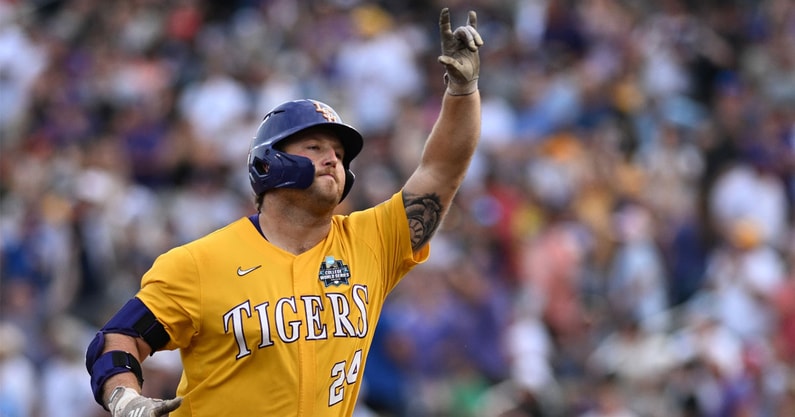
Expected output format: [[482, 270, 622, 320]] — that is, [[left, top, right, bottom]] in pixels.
[[135, 191, 428, 416]]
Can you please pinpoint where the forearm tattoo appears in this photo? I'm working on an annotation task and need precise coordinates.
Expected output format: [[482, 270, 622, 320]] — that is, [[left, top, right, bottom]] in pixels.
[[403, 192, 443, 251]]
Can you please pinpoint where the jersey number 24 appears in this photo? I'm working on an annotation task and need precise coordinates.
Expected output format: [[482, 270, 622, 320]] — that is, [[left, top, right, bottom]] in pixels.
[[329, 349, 362, 406]]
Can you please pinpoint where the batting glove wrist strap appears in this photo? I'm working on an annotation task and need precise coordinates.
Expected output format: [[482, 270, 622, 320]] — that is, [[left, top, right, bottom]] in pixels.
[[108, 387, 139, 416], [108, 386, 183, 417], [444, 73, 479, 96]]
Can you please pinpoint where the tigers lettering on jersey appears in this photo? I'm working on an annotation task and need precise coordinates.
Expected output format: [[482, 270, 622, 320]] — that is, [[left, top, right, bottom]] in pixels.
[[222, 284, 370, 359]]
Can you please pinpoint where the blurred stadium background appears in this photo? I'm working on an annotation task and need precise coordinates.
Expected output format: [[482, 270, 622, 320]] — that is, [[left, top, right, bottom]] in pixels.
[[0, 0, 793, 416]]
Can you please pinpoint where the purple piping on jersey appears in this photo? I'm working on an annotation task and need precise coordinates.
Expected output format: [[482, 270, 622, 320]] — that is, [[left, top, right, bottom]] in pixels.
[[248, 214, 265, 238]]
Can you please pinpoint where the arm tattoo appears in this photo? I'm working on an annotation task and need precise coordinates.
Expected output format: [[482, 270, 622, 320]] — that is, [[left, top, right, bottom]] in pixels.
[[403, 192, 443, 251]]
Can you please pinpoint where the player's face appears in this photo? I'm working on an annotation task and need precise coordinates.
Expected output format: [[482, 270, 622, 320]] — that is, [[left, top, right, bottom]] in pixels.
[[282, 128, 346, 203]]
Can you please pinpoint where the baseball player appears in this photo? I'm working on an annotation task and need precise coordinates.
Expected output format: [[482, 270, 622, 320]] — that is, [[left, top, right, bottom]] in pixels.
[[85, 7, 483, 417]]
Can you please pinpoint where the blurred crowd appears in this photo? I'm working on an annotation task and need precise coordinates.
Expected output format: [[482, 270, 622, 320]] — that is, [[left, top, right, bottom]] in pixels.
[[1, 0, 794, 416]]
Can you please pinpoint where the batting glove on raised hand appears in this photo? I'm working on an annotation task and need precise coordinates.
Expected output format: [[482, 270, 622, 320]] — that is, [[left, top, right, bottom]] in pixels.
[[108, 386, 183, 417], [438, 8, 484, 96]]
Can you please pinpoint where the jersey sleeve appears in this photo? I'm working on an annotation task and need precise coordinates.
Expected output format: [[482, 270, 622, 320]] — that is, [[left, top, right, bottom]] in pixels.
[[348, 190, 429, 293], [135, 246, 201, 351]]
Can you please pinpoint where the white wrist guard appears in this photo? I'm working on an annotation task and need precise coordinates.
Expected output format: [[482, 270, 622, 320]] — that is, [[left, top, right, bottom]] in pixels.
[[106, 386, 183, 417], [108, 387, 141, 416]]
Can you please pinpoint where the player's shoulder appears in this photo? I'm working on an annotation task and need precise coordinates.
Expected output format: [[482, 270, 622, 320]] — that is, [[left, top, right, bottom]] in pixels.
[[180, 216, 255, 250], [331, 192, 408, 243], [340, 191, 404, 222]]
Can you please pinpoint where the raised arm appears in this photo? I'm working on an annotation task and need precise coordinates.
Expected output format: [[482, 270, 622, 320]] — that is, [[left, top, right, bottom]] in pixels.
[[403, 8, 483, 251]]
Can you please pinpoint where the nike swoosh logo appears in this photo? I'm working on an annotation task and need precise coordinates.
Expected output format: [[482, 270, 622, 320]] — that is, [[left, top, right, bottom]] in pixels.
[[237, 265, 262, 276]]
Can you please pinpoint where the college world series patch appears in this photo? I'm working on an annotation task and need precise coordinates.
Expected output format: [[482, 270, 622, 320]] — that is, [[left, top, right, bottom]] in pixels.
[[318, 256, 351, 287]]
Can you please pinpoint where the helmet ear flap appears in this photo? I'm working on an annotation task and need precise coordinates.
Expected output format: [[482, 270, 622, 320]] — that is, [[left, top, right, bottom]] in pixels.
[[248, 149, 315, 195]]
